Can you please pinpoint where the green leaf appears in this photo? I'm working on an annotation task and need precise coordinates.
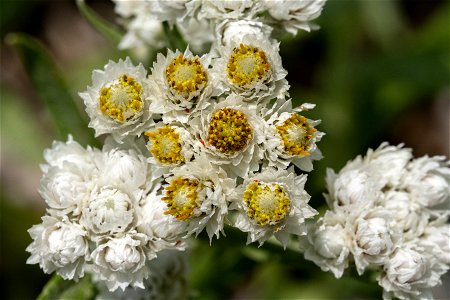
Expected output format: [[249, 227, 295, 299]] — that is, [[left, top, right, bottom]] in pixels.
[[162, 21, 188, 52], [76, 0, 123, 45], [37, 274, 97, 300], [5, 33, 99, 147]]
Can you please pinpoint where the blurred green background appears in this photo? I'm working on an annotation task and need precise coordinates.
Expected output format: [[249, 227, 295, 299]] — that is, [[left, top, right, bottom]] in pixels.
[[1, 0, 448, 299]]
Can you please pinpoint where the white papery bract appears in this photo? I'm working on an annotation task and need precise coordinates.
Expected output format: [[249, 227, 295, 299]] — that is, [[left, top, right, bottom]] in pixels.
[[303, 210, 351, 278], [96, 249, 189, 300], [262, 0, 327, 35], [350, 207, 400, 275], [26, 215, 89, 281], [158, 157, 236, 241], [80, 57, 155, 142], [148, 48, 218, 124], [231, 166, 317, 247], [378, 243, 449, 300], [199, 0, 262, 21], [263, 101, 324, 171], [90, 231, 150, 291], [190, 94, 266, 177], [214, 19, 273, 48], [212, 34, 288, 103], [401, 155, 450, 208]]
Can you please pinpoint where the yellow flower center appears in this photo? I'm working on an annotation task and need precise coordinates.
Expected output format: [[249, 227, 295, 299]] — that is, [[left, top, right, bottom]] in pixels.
[[162, 177, 200, 221], [227, 44, 271, 89], [243, 181, 291, 226], [98, 74, 143, 122], [166, 54, 208, 98], [206, 108, 253, 155], [145, 126, 184, 165], [276, 114, 316, 156]]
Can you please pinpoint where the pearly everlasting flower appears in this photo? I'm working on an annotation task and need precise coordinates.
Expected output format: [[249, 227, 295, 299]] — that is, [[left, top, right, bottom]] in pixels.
[[144, 123, 195, 169], [26, 216, 89, 280], [231, 166, 317, 247], [148, 48, 218, 124], [350, 207, 400, 275], [303, 210, 351, 278], [90, 231, 150, 291], [263, 101, 324, 171], [157, 157, 236, 241], [419, 213, 450, 265], [262, 0, 327, 35], [214, 19, 273, 48], [212, 34, 289, 103], [80, 57, 155, 142], [401, 155, 450, 208], [190, 94, 266, 177], [199, 0, 262, 21], [378, 243, 449, 300], [96, 249, 189, 300]]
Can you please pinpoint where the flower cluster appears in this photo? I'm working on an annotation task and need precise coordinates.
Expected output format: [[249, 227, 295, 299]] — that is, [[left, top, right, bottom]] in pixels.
[[303, 143, 450, 300], [27, 0, 326, 294]]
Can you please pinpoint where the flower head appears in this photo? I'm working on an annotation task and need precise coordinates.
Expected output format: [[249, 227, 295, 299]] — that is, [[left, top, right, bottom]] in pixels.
[[80, 57, 155, 142]]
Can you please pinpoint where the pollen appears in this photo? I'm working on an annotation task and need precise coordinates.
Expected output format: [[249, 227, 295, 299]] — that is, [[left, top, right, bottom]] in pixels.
[[162, 177, 200, 221], [227, 43, 271, 89], [206, 108, 253, 155], [166, 54, 208, 98], [243, 181, 291, 226], [276, 114, 316, 157], [98, 74, 143, 122], [145, 126, 184, 165]]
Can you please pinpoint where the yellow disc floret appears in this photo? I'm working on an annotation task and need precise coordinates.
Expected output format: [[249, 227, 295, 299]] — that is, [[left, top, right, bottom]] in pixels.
[[207, 108, 253, 155], [166, 54, 208, 98], [145, 126, 184, 165], [276, 114, 316, 157], [227, 43, 271, 89], [162, 177, 201, 221], [243, 181, 291, 226], [98, 74, 143, 122]]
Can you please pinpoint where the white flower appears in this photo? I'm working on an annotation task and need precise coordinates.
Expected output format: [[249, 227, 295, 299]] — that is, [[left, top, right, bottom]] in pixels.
[[82, 187, 135, 236], [363, 143, 412, 188], [419, 213, 450, 265], [214, 19, 273, 48], [401, 155, 450, 208], [144, 122, 195, 169], [189, 94, 266, 177], [95, 249, 189, 300], [212, 34, 289, 102], [378, 243, 449, 300], [90, 231, 149, 291], [262, 0, 327, 35], [80, 57, 155, 142], [263, 101, 324, 171], [158, 157, 236, 241], [199, 0, 262, 21], [303, 210, 351, 278], [178, 18, 215, 54], [350, 207, 400, 275], [26, 215, 89, 280], [231, 166, 317, 247], [380, 191, 429, 241], [148, 48, 218, 124]]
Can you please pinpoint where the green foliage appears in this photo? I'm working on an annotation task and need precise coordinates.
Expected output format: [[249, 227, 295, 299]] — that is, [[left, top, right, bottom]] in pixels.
[[5, 33, 99, 147], [37, 274, 96, 300]]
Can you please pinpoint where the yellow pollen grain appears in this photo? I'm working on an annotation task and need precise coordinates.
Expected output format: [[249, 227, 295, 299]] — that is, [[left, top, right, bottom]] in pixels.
[[227, 44, 271, 89], [206, 108, 253, 155], [243, 182, 291, 226], [276, 114, 316, 157], [166, 54, 208, 98], [98, 74, 143, 122], [161, 177, 200, 221], [145, 126, 184, 165]]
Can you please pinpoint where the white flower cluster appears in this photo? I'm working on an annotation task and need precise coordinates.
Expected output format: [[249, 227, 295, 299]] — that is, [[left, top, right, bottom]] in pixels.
[[303, 143, 450, 300], [112, 0, 326, 52], [27, 0, 326, 294]]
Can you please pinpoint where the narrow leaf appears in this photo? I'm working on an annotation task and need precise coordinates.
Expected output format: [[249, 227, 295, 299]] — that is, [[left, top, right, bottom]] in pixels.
[[6, 33, 99, 147], [36, 274, 96, 300], [76, 0, 123, 45], [162, 21, 188, 52]]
